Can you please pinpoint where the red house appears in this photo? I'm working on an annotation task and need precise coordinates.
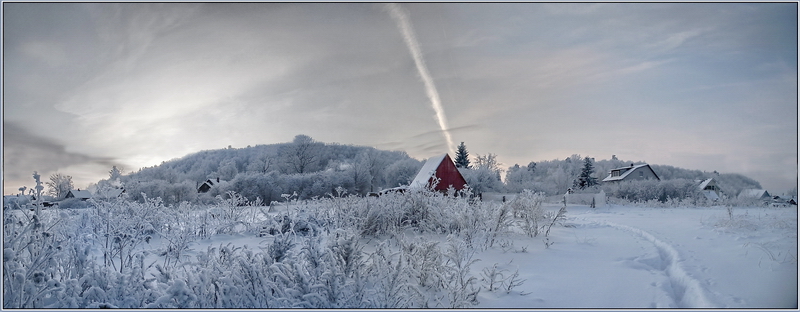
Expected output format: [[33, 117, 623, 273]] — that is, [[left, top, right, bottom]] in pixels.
[[410, 153, 468, 192]]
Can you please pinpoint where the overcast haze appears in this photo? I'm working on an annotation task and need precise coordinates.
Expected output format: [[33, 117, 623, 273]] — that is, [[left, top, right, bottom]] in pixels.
[[2, 3, 797, 195]]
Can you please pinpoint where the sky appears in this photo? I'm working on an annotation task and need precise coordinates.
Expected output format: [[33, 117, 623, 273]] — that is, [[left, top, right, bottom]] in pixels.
[[2, 3, 797, 195]]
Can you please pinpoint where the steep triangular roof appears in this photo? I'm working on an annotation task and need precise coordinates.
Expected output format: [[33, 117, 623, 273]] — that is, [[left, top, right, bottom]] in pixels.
[[602, 164, 660, 182], [738, 189, 771, 199], [409, 154, 468, 191], [698, 178, 714, 190], [410, 154, 447, 189], [94, 188, 124, 199], [67, 189, 92, 199]]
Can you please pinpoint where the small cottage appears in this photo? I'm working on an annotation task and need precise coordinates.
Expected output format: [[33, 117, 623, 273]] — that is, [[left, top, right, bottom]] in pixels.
[[94, 188, 125, 201], [697, 178, 721, 201], [198, 178, 221, 193], [737, 189, 771, 201], [66, 189, 92, 201], [410, 153, 468, 192], [602, 164, 660, 183]]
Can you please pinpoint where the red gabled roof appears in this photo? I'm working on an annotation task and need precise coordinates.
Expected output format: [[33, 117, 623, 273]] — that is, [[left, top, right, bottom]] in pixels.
[[410, 153, 468, 192]]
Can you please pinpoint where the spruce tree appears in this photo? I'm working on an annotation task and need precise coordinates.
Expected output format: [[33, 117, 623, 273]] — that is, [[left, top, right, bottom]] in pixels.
[[578, 157, 597, 189], [455, 142, 470, 168]]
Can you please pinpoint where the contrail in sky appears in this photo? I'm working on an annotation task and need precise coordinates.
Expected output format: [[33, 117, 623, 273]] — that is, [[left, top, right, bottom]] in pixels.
[[387, 3, 455, 155]]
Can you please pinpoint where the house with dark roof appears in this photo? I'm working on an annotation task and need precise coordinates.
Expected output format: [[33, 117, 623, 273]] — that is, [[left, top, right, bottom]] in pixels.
[[198, 178, 221, 193], [66, 189, 92, 200], [602, 164, 660, 183]]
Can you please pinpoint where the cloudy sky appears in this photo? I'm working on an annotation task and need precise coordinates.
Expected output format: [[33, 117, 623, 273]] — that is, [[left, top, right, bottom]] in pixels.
[[3, 3, 797, 195]]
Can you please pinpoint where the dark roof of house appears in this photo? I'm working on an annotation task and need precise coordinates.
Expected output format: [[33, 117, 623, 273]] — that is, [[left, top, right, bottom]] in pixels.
[[602, 164, 659, 182]]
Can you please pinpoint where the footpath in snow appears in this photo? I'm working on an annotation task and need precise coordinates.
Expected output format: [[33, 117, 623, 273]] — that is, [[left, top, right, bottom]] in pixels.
[[474, 204, 797, 308]]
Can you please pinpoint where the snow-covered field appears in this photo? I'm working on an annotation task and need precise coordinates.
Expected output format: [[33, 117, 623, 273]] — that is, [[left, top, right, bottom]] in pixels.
[[176, 204, 797, 308], [473, 204, 797, 308], [4, 194, 797, 309]]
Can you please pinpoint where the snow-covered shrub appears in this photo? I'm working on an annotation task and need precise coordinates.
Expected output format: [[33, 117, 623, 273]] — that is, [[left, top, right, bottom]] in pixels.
[[602, 179, 705, 204], [544, 206, 567, 237], [400, 237, 446, 291], [91, 196, 160, 273], [442, 236, 481, 308], [507, 189, 546, 237], [327, 229, 364, 279], [486, 201, 514, 248], [359, 195, 404, 236], [267, 233, 296, 263], [58, 198, 94, 209], [364, 241, 418, 308], [502, 267, 527, 294], [147, 279, 197, 308], [480, 263, 505, 292]]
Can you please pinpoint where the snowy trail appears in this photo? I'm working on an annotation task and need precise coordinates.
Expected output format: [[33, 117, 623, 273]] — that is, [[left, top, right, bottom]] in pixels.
[[573, 213, 719, 308], [578, 219, 715, 308]]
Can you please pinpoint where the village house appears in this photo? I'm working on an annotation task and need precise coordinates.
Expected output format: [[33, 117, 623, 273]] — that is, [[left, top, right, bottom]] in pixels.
[[409, 153, 468, 193], [93, 188, 125, 201], [65, 189, 92, 201], [197, 178, 221, 193], [602, 164, 660, 183], [697, 178, 722, 201], [737, 189, 771, 201]]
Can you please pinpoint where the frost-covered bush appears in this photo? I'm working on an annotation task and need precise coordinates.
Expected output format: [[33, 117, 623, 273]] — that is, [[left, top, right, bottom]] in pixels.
[[603, 179, 705, 204], [90, 196, 161, 272], [3, 213, 65, 308], [5, 179, 543, 309], [364, 240, 417, 308], [442, 236, 481, 308], [58, 198, 94, 209], [263, 213, 320, 236], [507, 189, 546, 237]]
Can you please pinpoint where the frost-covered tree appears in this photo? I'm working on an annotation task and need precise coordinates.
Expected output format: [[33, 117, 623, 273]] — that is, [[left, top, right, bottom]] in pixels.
[[383, 158, 423, 187], [217, 159, 239, 181], [109, 166, 123, 181], [464, 153, 504, 194], [280, 134, 323, 174], [246, 152, 275, 173], [351, 151, 373, 195], [473, 153, 500, 173], [454, 142, 470, 169], [505, 163, 537, 193], [47, 172, 74, 200], [461, 167, 504, 194]]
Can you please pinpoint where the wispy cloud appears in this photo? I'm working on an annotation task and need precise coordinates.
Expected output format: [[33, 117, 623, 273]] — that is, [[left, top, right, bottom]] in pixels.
[[3, 122, 119, 183]]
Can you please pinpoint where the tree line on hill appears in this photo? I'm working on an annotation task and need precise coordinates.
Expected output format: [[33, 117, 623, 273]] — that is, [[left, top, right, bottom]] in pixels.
[[37, 136, 762, 207]]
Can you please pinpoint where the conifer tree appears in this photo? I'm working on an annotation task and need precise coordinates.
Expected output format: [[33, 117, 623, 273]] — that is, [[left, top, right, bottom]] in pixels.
[[455, 142, 470, 169], [578, 157, 597, 189]]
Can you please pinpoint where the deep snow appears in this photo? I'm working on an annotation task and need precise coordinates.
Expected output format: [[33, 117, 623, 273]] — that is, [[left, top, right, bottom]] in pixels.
[[153, 203, 797, 308], [5, 200, 797, 308], [471, 204, 797, 308]]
